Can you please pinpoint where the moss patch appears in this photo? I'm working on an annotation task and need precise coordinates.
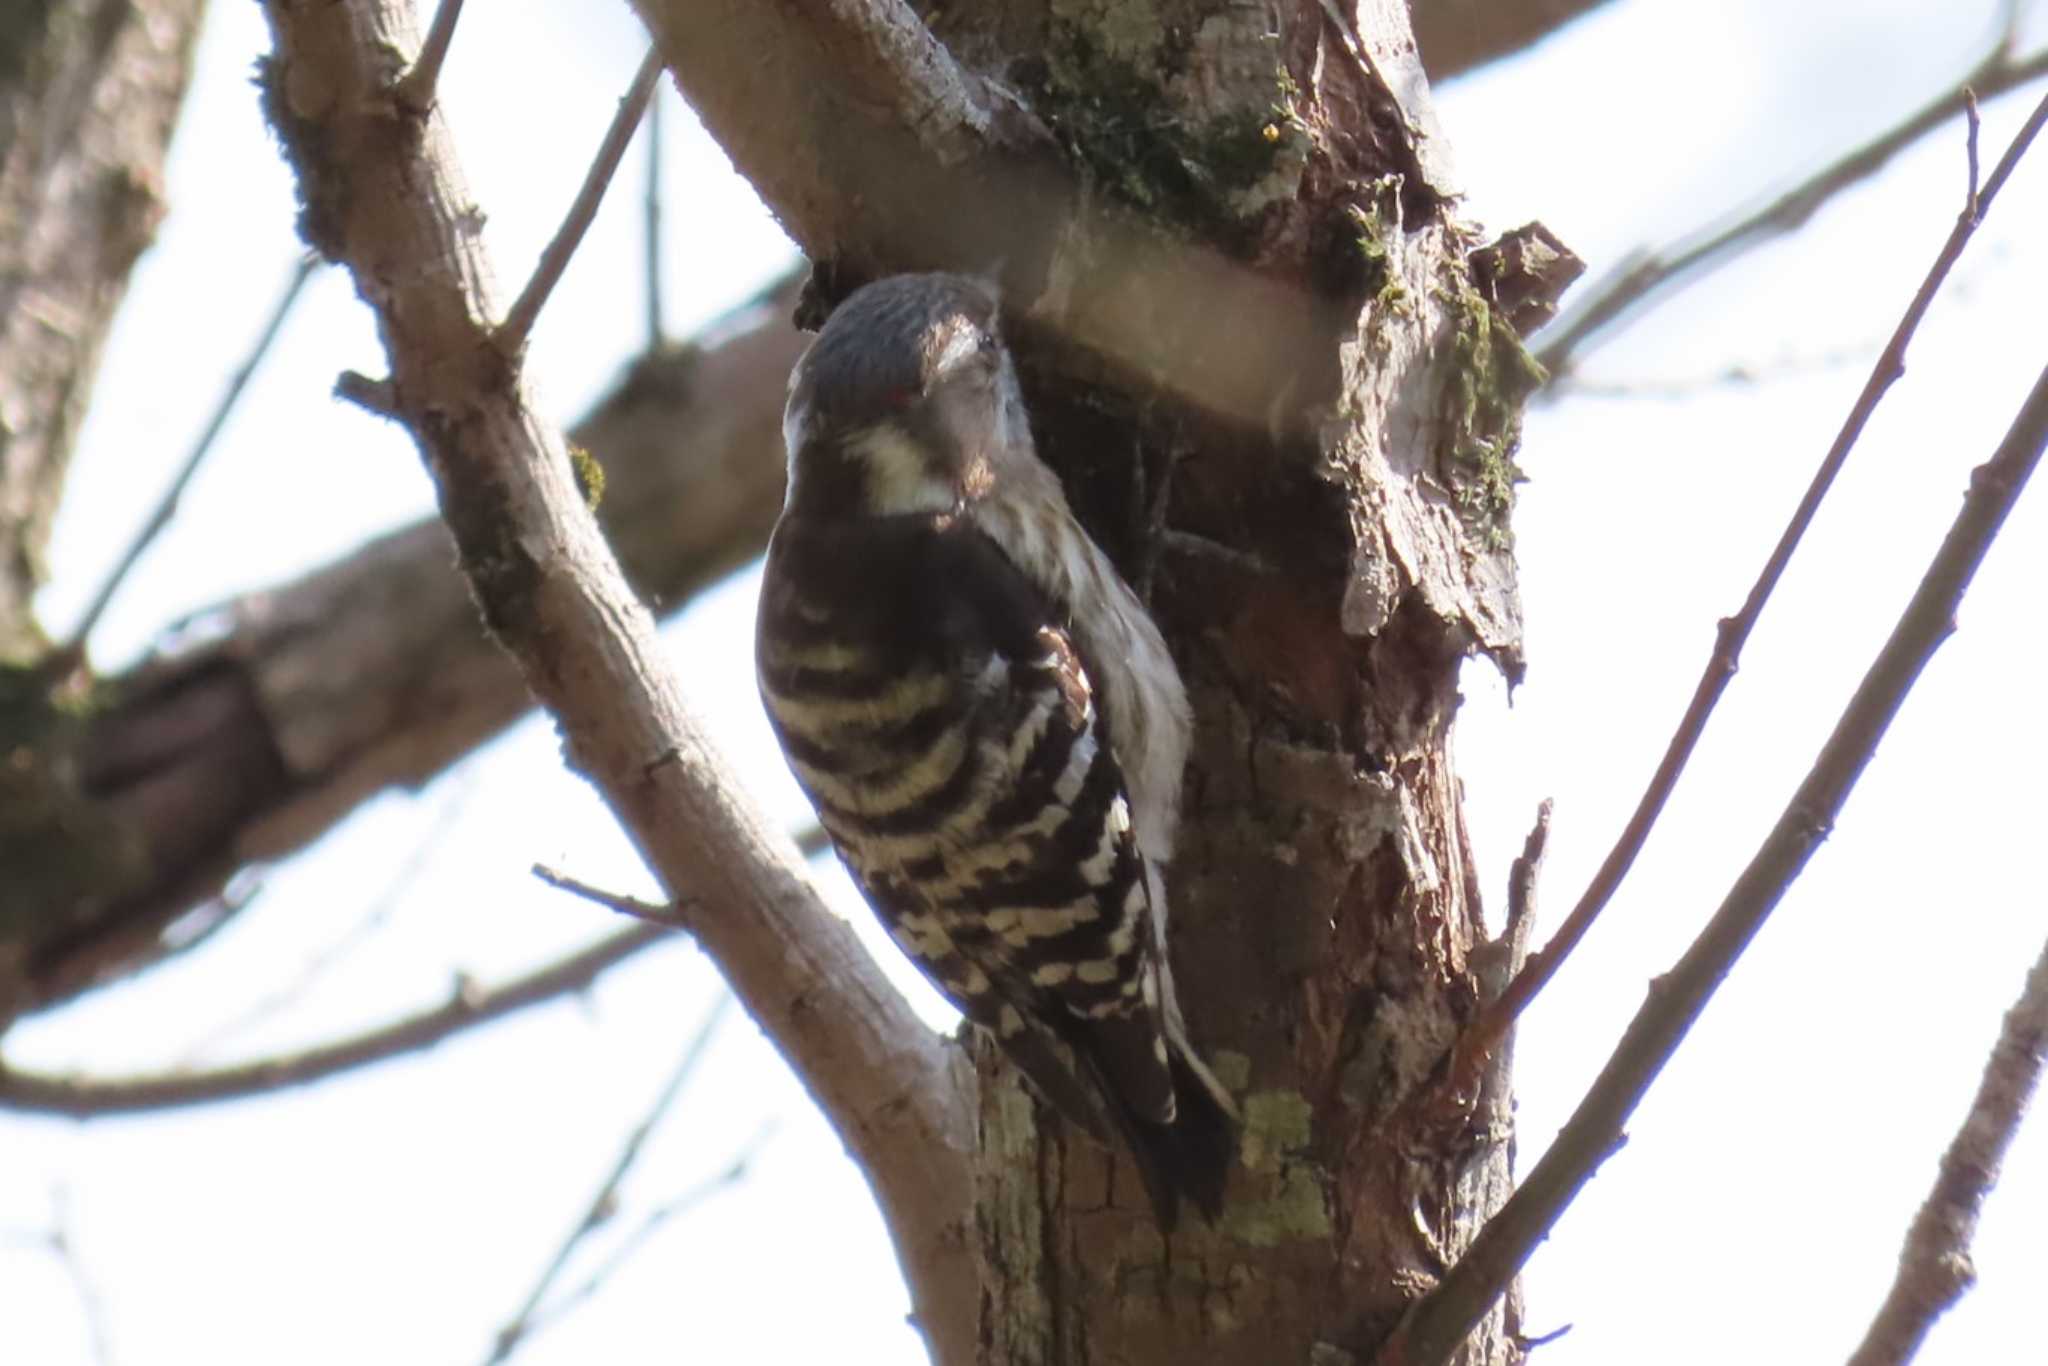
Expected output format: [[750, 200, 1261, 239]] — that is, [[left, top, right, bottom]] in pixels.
[[1029, 26, 1298, 243], [1220, 1088, 1331, 1246], [567, 442, 605, 511], [1434, 270, 1546, 548]]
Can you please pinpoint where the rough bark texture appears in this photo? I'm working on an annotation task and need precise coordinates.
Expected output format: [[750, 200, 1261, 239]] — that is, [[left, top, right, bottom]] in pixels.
[[635, 1, 1540, 1361], [1, 291, 801, 1021], [0, 0, 206, 658]]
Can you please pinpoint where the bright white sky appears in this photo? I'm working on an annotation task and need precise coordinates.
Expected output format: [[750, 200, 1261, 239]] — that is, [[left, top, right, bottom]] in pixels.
[[7, 1, 2047, 1363]]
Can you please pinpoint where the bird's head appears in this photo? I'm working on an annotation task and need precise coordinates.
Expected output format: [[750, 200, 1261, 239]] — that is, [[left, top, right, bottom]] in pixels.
[[782, 273, 1038, 519]]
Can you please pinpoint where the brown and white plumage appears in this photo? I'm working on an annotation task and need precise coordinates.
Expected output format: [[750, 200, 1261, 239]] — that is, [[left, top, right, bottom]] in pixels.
[[756, 273, 1236, 1227]]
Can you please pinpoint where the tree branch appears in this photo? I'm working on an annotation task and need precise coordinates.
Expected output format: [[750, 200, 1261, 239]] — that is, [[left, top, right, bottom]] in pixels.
[[1375, 349, 2048, 1366], [1847, 931, 2048, 1366], [57, 255, 320, 668], [0, 0, 209, 655], [0, 924, 672, 1116], [495, 47, 663, 356], [628, 0, 1432, 435], [13, 278, 803, 1018], [256, 5, 976, 1362], [1427, 89, 2048, 1128], [1534, 39, 2048, 377], [483, 990, 732, 1365]]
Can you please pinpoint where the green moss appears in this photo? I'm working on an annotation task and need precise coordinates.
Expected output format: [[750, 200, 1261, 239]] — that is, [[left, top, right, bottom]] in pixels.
[[1242, 1088, 1314, 1164], [1223, 1161, 1332, 1246], [1349, 179, 1411, 314], [568, 442, 605, 512], [1032, 28, 1298, 241], [1435, 270, 1546, 549], [1210, 1047, 1253, 1093], [1215, 1088, 1331, 1247], [1049, 0, 1164, 64]]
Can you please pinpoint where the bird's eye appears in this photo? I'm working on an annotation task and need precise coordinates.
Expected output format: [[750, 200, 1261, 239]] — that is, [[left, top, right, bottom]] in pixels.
[[965, 332, 1001, 374]]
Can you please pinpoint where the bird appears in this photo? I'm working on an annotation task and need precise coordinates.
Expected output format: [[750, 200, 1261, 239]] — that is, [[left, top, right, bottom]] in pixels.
[[755, 272, 1237, 1229]]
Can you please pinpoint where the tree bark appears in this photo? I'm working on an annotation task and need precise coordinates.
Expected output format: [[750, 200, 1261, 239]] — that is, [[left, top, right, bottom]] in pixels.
[[637, 1, 1541, 1360], [0, 0, 207, 657]]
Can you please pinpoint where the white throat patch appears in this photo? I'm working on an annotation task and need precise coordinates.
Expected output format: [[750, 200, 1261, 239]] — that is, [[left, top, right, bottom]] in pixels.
[[852, 424, 957, 516]]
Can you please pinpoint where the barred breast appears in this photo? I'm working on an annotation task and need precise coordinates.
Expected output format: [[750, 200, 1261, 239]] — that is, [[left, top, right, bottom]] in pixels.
[[756, 510, 1175, 1127]]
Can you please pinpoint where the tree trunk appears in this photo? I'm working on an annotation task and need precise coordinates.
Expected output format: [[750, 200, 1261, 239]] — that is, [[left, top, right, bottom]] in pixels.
[[639, 1, 1539, 1360]]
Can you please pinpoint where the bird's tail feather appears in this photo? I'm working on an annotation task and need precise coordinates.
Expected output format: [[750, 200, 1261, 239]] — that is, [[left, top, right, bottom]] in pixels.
[[1110, 1038, 1239, 1231]]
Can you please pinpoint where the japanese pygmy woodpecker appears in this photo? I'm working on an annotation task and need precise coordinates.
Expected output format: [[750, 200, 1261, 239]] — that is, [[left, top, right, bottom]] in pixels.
[[755, 273, 1237, 1228]]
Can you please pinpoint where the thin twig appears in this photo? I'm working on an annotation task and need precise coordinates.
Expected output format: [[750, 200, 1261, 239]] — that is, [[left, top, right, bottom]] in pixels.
[[394, 0, 465, 113], [58, 256, 316, 662], [496, 46, 665, 357], [1534, 42, 2048, 377], [532, 862, 689, 928], [181, 771, 481, 1062], [1965, 90, 1984, 215], [1375, 353, 2048, 1366], [47, 1191, 115, 1366], [520, 1126, 772, 1342], [644, 83, 665, 350], [1549, 342, 1875, 400], [1847, 932, 2048, 1366], [1426, 89, 2048, 1130], [0, 925, 672, 1117], [483, 991, 734, 1365]]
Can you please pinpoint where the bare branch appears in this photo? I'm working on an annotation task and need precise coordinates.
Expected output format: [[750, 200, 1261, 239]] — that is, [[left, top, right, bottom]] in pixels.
[[15, 281, 801, 1018], [0, 0, 207, 653], [484, 991, 733, 1365], [181, 771, 480, 1062], [1848, 933, 2048, 1366], [1376, 350, 2048, 1366], [27, 1192, 117, 1366], [532, 862, 686, 929], [256, 5, 976, 1361], [516, 1138, 763, 1345], [0, 925, 671, 1117], [55, 256, 318, 668], [393, 0, 465, 113], [1429, 89, 2048, 1128], [644, 87, 665, 349], [1535, 44, 2048, 377], [496, 47, 664, 357]]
